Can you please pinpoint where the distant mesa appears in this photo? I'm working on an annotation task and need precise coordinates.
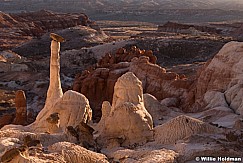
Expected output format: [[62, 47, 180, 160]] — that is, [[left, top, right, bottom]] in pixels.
[[0, 10, 98, 51], [158, 21, 222, 35]]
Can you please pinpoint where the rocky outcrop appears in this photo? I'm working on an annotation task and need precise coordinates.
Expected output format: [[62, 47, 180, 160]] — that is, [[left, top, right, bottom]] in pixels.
[[11, 10, 92, 36], [0, 34, 102, 162], [0, 51, 24, 63], [0, 10, 99, 51], [185, 41, 243, 115], [73, 46, 158, 121], [96, 72, 153, 148], [97, 46, 157, 67], [129, 56, 191, 100], [12, 90, 27, 125], [0, 37, 242, 162], [29, 38, 92, 134], [73, 63, 130, 121], [73, 47, 191, 121], [175, 134, 243, 162], [0, 130, 108, 163]]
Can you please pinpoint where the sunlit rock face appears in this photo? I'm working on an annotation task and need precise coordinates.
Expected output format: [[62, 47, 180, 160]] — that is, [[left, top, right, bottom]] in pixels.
[[185, 41, 243, 116], [72, 46, 158, 122], [73, 47, 191, 121], [129, 56, 191, 101], [96, 72, 153, 148], [29, 40, 92, 134]]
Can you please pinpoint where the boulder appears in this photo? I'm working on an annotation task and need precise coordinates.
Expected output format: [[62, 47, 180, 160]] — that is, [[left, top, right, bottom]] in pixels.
[[160, 97, 180, 107]]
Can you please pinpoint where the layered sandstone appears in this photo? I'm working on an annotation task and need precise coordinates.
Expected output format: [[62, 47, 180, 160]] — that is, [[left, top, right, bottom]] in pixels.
[[185, 41, 243, 115]]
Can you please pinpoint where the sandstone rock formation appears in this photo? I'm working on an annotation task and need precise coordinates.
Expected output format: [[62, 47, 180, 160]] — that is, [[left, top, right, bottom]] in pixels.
[[97, 46, 157, 67], [73, 46, 191, 121], [96, 72, 153, 148], [0, 34, 106, 162], [11, 10, 92, 32], [185, 41, 243, 116], [129, 56, 191, 100], [154, 115, 219, 144], [175, 134, 243, 162], [73, 48, 144, 121], [12, 90, 27, 125], [0, 37, 243, 162], [29, 37, 92, 134], [0, 130, 108, 162]]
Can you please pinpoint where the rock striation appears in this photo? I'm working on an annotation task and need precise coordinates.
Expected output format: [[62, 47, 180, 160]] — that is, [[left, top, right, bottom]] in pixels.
[[48, 142, 108, 163], [109, 148, 178, 163], [185, 41, 243, 116], [154, 115, 219, 144], [10, 10, 92, 36]]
